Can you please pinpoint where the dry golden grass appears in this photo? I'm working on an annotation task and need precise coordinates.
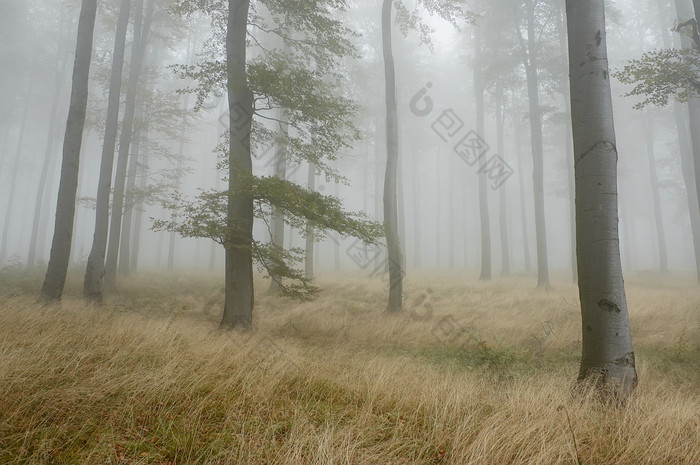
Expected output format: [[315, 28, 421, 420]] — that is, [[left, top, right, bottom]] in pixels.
[[0, 268, 698, 464]]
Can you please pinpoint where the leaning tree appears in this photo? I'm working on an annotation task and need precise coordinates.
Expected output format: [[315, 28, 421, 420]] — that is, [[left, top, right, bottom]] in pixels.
[[41, 0, 98, 301]]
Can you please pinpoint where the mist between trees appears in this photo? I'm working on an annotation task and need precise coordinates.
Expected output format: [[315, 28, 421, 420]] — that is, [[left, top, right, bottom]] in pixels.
[[3, 0, 700, 404]]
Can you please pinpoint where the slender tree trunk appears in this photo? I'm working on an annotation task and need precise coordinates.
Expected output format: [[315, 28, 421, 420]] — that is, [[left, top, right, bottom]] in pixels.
[[167, 157, 183, 270], [363, 142, 370, 214], [398, 142, 407, 264], [333, 179, 341, 271], [41, 0, 97, 301], [118, 121, 142, 275], [515, 119, 532, 272], [0, 74, 34, 263], [686, 99, 700, 271], [167, 70, 192, 272], [209, 152, 222, 272], [221, 0, 254, 330], [474, 25, 491, 281], [674, 103, 700, 280], [436, 151, 442, 268], [305, 162, 316, 280], [690, 0, 700, 252], [268, 110, 289, 293], [37, 133, 62, 263], [374, 124, 383, 222], [463, 171, 469, 268], [496, 81, 510, 276], [641, 116, 668, 272], [524, 0, 549, 288], [559, 10, 578, 283], [449, 145, 456, 270], [83, 0, 131, 302], [674, 0, 700, 281], [411, 136, 422, 269], [381, 0, 403, 312], [130, 129, 148, 273], [28, 41, 69, 268], [565, 118, 577, 282], [566, 0, 637, 396], [105, 0, 151, 283], [677, 104, 700, 280]]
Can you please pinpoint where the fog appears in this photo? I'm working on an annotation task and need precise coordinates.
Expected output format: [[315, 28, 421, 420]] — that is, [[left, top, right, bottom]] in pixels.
[[3, 1, 700, 461], [0, 0, 696, 277]]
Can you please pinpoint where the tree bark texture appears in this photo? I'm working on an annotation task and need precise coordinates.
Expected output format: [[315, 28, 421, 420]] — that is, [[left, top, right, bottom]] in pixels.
[[42, 0, 97, 301]]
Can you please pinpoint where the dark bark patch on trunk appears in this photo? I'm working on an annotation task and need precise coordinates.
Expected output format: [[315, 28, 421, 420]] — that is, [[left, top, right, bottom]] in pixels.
[[595, 30, 602, 46], [598, 298, 621, 313]]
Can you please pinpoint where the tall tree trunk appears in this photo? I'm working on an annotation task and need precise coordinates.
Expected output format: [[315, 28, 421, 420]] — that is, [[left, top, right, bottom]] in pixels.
[[523, 0, 549, 288], [641, 116, 668, 272], [105, 0, 151, 283], [559, 9, 578, 283], [566, 0, 637, 396], [677, 107, 700, 280], [449, 144, 456, 270], [673, 0, 700, 281], [167, 162, 182, 271], [268, 111, 289, 293], [167, 70, 191, 272], [130, 128, 148, 273], [565, 119, 577, 282], [333, 179, 341, 271], [305, 162, 315, 280], [496, 81, 510, 276], [463, 171, 469, 268], [515, 119, 532, 272], [209, 156, 222, 272], [411, 136, 422, 269], [41, 0, 97, 301], [83, 0, 131, 302], [474, 25, 491, 281], [381, 0, 403, 312], [691, 0, 700, 254], [221, 0, 254, 330], [436, 151, 442, 268], [28, 51, 69, 268], [117, 121, 142, 275], [0, 74, 34, 263], [398, 142, 407, 265]]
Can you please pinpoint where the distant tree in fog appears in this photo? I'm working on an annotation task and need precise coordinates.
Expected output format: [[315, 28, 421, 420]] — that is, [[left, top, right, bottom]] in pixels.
[[614, 0, 700, 281], [472, 20, 491, 281], [514, 0, 552, 288], [83, 0, 132, 304], [381, 0, 473, 308], [381, 0, 404, 311], [104, 0, 154, 284]]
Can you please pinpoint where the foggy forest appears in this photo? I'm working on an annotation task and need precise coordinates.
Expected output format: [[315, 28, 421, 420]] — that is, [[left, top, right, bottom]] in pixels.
[[0, 0, 698, 463]]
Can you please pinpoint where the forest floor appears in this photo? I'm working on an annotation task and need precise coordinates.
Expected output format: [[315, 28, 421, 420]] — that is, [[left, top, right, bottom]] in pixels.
[[0, 266, 698, 464]]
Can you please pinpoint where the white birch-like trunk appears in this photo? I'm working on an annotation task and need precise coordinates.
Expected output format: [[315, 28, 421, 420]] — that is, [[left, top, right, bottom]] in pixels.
[[566, 0, 637, 396]]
